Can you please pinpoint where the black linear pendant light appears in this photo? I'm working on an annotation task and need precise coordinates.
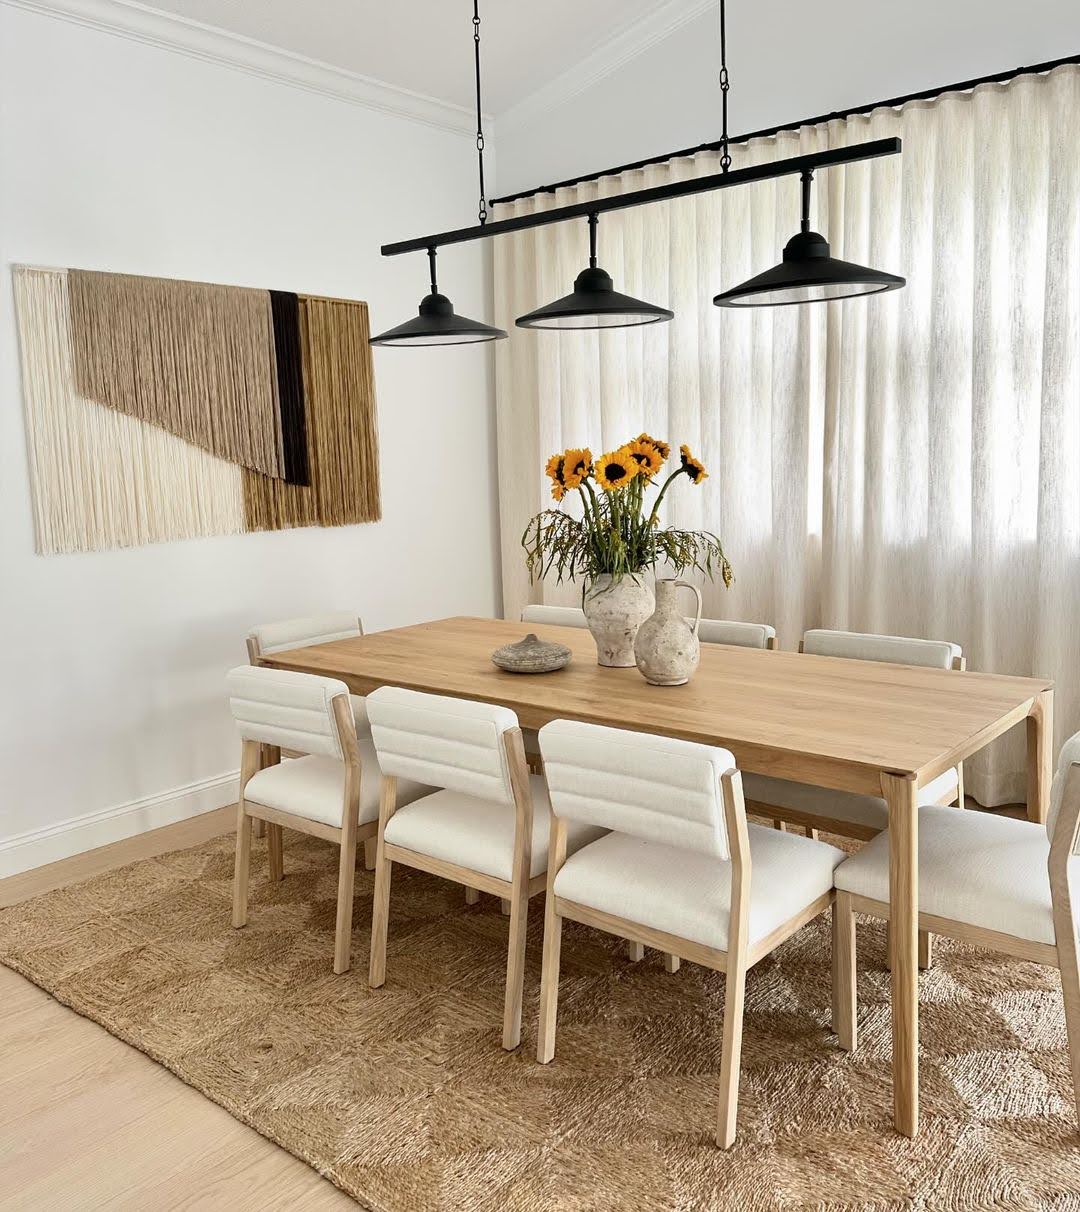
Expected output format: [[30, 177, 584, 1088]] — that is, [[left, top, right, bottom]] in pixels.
[[369, 1, 507, 348], [707, 0, 904, 309], [516, 213, 673, 330], [714, 169, 906, 307], [369, 247, 506, 346]]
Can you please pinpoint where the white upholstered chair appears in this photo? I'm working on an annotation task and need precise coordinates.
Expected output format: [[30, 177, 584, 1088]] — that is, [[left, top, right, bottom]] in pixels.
[[698, 618, 777, 650], [535, 718, 845, 1147], [520, 604, 588, 628], [832, 731, 1080, 1124], [742, 629, 966, 842], [365, 687, 604, 1050], [227, 665, 430, 975], [247, 613, 371, 853], [247, 612, 369, 735]]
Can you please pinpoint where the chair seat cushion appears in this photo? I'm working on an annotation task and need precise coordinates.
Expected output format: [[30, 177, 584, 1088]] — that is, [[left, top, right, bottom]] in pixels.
[[244, 737, 430, 829], [834, 805, 1062, 945], [742, 767, 959, 833], [383, 777, 605, 882], [553, 825, 845, 952]]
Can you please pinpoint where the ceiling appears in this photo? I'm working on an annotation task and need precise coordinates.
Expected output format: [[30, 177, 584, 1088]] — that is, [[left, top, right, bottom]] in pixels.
[[141, 0, 669, 115]]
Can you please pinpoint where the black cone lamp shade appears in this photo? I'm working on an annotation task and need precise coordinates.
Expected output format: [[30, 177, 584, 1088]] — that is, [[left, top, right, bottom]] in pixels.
[[714, 170, 905, 308], [370, 248, 507, 347], [516, 214, 673, 330]]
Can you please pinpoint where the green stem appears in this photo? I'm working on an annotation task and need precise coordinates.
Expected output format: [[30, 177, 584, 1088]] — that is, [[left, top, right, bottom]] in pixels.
[[646, 466, 687, 529]]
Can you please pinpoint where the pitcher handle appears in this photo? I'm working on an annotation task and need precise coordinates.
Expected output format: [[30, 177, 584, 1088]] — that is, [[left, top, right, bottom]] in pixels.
[[675, 580, 703, 636]]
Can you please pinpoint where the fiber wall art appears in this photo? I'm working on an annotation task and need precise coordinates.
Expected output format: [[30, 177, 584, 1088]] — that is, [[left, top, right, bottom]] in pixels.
[[13, 266, 381, 554]]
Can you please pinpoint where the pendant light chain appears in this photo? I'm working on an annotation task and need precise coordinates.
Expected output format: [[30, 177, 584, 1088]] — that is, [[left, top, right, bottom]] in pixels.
[[473, 0, 489, 224], [718, 0, 731, 172]]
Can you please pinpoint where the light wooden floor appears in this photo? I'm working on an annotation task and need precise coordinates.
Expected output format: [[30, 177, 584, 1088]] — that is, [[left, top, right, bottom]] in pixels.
[[0, 807, 356, 1211]]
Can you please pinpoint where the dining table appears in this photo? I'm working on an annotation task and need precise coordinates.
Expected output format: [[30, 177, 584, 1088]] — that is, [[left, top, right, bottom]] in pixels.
[[259, 614, 1054, 1137]]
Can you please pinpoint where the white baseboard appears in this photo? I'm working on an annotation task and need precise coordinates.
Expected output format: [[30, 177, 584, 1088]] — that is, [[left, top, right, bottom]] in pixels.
[[0, 770, 239, 879]]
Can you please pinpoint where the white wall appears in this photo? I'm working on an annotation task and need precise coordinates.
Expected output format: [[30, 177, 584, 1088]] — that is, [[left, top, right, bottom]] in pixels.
[[494, 0, 1080, 198], [0, 4, 501, 873]]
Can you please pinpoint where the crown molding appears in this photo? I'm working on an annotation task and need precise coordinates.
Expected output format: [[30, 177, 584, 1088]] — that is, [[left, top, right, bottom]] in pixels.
[[497, 0, 715, 135], [3, 0, 485, 136]]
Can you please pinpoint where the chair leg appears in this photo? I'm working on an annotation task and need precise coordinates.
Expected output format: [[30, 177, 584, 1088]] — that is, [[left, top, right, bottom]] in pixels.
[[627, 941, 645, 962], [664, 953, 681, 974], [502, 888, 529, 1051], [465, 886, 481, 905], [267, 823, 284, 882], [832, 892, 857, 1051], [333, 823, 359, 976], [805, 826, 820, 841], [500, 898, 512, 916], [918, 929, 933, 970], [363, 835, 377, 871], [232, 803, 252, 928], [537, 897, 563, 1064], [252, 817, 266, 840], [773, 819, 786, 832], [368, 850, 393, 988], [1057, 940, 1080, 1127], [716, 957, 748, 1148]]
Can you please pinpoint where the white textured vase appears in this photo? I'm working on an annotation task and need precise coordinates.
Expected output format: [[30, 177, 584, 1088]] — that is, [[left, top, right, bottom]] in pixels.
[[583, 574, 655, 668], [633, 578, 703, 686]]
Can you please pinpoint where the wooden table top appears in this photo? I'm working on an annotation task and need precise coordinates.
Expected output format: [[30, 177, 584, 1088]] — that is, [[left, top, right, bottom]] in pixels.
[[260, 616, 1052, 796]]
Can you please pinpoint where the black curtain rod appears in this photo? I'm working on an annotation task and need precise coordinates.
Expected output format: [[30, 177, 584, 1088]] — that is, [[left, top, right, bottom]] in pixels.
[[490, 51, 1080, 207]]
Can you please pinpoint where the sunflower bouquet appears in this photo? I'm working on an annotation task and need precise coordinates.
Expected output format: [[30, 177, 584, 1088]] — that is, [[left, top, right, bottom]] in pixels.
[[522, 433, 734, 588]]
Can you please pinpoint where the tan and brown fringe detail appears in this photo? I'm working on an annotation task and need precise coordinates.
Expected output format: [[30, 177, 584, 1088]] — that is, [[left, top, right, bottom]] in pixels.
[[269, 291, 309, 486], [14, 268, 245, 554], [243, 296, 381, 532], [67, 269, 285, 479]]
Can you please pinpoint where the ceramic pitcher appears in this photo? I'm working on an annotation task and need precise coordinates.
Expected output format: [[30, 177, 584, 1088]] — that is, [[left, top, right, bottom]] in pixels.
[[633, 578, 702, 686]]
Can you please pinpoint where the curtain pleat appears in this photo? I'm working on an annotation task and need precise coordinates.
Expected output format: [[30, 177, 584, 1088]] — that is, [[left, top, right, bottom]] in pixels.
[[493, 64, 1080, 805]]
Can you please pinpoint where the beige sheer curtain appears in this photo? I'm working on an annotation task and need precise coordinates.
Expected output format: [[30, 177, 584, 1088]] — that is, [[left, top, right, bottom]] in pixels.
[[493, 64, 1080, 806]]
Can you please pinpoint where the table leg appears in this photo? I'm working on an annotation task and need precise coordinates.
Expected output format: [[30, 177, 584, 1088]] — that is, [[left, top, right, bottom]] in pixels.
[[883, 771, 919, 1137], [1027, 688, 1054, 824]]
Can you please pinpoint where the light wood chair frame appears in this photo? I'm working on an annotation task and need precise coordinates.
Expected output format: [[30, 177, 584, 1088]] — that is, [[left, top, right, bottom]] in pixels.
[[832, 761, 1080, 1123], [535, 766, 834, 1148], [368, 726, 541, 1051], [246, 619, 376, 870], [746, 640, 965, 971], [232, 691, 374, 976]]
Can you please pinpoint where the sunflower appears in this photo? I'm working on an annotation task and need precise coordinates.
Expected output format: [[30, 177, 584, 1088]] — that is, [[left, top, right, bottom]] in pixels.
[[595, 448, 639, 491], [637, 432, 671, 461], [624, 439, 665, 479], [561, 447, 593, 489], [679, 443, 708, 484]]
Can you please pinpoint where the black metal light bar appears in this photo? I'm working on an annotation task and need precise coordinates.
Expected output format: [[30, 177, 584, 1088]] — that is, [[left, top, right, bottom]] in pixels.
[[490, 52, 1080, 208], [380, 137, 901, 258]]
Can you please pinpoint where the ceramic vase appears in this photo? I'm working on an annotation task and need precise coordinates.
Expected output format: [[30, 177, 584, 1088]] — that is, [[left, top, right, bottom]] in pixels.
[[633, 578, 703, 686], [583, 574, 655, 667]]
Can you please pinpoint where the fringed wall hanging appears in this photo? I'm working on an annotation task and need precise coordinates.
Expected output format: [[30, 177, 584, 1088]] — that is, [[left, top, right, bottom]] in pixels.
[[13, 266, 381, 555]]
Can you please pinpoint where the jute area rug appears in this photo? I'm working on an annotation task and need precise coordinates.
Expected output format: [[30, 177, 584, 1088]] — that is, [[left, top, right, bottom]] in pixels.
[[3, 829, 1080, 1211]]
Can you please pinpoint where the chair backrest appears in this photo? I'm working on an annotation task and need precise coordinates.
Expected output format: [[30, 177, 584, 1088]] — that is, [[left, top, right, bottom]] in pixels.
[[539, 718, 736, 859], [1047, 730, 1080, 853], [698, 619, 776, 650], [802, 628, 962, 670], [227, 665, 351, 760], [247, 612, 363, 660], [520, 605, 588, 629], [366, 686, 520, 805]]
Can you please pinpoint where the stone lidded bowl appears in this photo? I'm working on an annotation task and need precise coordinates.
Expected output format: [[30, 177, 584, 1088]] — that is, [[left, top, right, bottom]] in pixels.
[[491, 632, 572, 674]]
